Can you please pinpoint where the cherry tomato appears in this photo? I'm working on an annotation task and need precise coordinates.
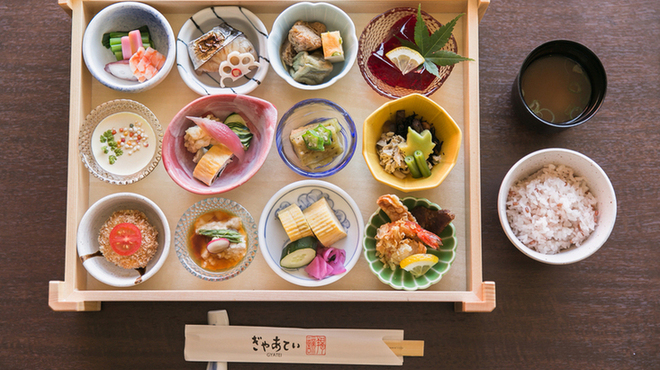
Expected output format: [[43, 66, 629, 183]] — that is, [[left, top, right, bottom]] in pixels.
[[109, 223, 142, 256]]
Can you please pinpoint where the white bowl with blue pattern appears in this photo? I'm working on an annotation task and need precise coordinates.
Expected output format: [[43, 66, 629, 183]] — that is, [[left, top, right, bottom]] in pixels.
[[176, 6, 269, 95], [259, 180, 363, 287], [82, 2, 176, 93]]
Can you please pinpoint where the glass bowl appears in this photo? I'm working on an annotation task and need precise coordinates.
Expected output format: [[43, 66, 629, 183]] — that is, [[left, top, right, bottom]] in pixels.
[[176, 6, 269, 95], [276, 99, 357, 178], [174, 197, 258, 282], [258, 180, 363, 287], [77, 192, 171, 287], [357, 7, 457, 99], [363, 197, 457, 291], [79, 99, 163, 185]]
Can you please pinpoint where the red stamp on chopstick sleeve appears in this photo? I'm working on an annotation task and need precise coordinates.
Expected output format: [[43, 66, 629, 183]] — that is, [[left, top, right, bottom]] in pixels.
[[305, 335, 326, 355]]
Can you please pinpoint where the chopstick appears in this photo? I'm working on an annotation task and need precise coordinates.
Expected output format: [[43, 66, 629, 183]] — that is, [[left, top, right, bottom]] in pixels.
[[384, 340, 424, 357]]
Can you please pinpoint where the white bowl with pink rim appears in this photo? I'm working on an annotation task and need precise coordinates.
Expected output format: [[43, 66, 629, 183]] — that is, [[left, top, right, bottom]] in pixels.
[[497, 148, 617, 264]]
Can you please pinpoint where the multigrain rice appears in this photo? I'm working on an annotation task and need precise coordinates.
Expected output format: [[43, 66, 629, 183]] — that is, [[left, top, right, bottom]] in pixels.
[[98, 210, 159, 269], [506, 164, 597, 254]]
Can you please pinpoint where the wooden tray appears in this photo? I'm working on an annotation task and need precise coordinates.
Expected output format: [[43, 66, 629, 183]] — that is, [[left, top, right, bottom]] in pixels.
[[49, 0, 495, 312]]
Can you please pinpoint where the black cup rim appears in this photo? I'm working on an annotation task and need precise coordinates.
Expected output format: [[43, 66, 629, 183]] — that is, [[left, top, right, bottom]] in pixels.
[[515, 40, 607, 129]]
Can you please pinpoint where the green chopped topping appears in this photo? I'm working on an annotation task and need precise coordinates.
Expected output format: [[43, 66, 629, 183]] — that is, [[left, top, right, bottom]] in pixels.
[[198, 229, 243, 243], [302, 124, 333, 151], [98, 129, 124, 164]]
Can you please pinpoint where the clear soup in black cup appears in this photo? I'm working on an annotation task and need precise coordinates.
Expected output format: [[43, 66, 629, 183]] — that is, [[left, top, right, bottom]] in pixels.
[[512, 40, 606, 130]]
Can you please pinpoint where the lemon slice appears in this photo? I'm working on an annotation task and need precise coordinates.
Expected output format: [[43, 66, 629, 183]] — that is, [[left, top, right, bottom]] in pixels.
[[399, 253, 439, 278], [385, 47, 425, 75]]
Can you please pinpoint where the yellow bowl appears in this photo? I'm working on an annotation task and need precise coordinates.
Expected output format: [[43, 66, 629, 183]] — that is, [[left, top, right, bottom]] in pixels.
[[362, 94, 462, 192]]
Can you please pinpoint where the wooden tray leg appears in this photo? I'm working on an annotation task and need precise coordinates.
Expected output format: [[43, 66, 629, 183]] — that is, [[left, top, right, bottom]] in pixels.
[[48, 281, 101, 312], [454, 281, 496, 312]]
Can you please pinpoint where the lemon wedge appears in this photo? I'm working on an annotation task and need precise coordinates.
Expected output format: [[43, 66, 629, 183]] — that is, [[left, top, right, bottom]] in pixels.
[[399, 253, 439, 277], [385, 47, 425, 75]]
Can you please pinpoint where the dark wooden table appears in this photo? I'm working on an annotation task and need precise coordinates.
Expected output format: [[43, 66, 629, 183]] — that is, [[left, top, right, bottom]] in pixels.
[[1, 0, 658, 369]]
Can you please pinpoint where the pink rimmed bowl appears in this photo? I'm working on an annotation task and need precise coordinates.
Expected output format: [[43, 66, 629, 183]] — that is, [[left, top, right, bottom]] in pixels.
[[162, 94, 277, 195]]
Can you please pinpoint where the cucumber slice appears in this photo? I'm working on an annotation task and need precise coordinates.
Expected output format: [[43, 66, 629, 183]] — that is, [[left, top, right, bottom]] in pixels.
[[224, 113, 247, 125], [280, 236, 318, 269], [224, 113, 253, 150]]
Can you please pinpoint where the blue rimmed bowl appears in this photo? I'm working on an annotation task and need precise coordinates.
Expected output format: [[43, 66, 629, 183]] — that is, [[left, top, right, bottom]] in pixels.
[[258, 180, 363, 287], [363, 197, 457, 291], [276, 99, 357, 178], [174, 197, 258, 281], [176, 6, 269, 95]]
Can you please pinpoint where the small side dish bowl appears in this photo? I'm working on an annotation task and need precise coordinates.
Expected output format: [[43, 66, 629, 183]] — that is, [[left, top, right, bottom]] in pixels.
[[176, 6, 269, 95], [497, 148, 617, 264], [258, 180, 364, 287], [77, 192, 171, 287], [362, 93, 462, 192], [82, 2, 175, 93], [276, 99, 357, 177], [267, 2, 358, 90], [79, 99, 163, 185], [174, 197, 258, 282], [357, 7, 457, 99], [162, 94, 277, 195], [363, 197, 457, 291]]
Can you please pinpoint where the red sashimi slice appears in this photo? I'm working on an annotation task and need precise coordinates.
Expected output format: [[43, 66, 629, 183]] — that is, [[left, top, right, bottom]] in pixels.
[[186, 116, 245, 161]]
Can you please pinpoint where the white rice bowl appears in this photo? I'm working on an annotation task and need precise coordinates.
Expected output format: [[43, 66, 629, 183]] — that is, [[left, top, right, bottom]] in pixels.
[[497, 148, 617, 265], [506, 164, 597, 254]]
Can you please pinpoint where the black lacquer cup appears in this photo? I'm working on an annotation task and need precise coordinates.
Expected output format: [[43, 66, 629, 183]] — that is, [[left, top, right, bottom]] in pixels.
[[512, 40, 607, 130]]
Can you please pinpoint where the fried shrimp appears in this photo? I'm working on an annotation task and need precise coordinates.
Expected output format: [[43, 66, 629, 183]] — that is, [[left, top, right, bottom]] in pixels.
[[376, 194, 415, 222], [374, 194, 443, 270]]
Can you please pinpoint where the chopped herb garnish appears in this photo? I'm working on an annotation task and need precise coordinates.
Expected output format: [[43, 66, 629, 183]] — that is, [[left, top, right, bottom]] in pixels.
[[98, 129, 124, 165], [302, 124, 333, 151]]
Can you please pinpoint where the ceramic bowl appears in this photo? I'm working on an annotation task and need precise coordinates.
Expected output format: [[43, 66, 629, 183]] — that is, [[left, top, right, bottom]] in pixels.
[[162, 94, 277, 195], [258, 180, 363, 287], [357, 7, 457, 99], [79, 99, 163, 185], [363, 197, 457, 291], [174, 197, 258, 281], [276, 99, 357, 177], [82, 2, 176, 93], [512, 40, 607, 131], [267, 2, 358, 90], [362, 93, 462, 192], [77, 193, 171, 287], [497, 148, 617, 264], [176, 6, 269, 95]]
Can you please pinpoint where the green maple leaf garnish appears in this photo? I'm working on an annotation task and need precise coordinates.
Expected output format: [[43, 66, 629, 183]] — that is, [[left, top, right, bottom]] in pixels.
[[400, 4, 474, 77]]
